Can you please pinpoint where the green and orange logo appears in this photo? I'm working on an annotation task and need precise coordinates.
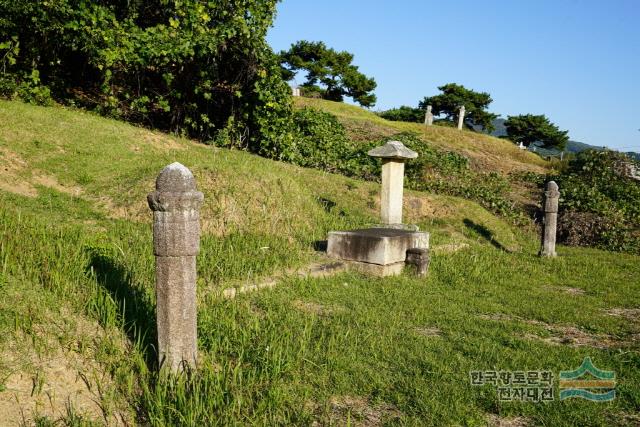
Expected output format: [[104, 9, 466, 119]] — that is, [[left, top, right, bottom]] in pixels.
[[559, 357, 616, 401]]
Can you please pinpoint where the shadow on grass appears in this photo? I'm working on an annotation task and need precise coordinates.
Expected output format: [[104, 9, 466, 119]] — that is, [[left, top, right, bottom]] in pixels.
[[88, 251, 158, 370], [463, 219, 509, 252]]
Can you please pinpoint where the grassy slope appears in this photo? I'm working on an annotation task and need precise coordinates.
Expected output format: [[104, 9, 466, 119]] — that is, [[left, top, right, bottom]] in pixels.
[[0, 100, 639, 426], [294, 98, 548, 175]]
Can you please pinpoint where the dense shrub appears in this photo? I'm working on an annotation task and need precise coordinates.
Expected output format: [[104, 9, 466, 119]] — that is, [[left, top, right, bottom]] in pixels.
[[289, 108, 353, 172], [553, 150, 640, 253], [0, 0, 292, 149], [377, 106, 424, 123]]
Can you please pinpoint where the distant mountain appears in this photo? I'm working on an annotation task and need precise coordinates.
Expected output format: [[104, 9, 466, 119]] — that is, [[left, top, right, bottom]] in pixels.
[[487, 118, 638, 159], [626, 151, 640, 161]]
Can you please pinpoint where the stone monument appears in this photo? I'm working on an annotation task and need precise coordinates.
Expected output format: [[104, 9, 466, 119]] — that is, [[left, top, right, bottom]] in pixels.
[[326, 141, 429, 276], [148, 162, 204, 372], [424, 105, 434, 126], [539, 181, 559, 257], [457, 105, 465, 130], [368, 141, 416, 225]]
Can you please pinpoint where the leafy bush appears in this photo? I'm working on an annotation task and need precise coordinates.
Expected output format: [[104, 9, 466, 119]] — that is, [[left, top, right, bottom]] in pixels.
[[289, 108, 353, 172], [553, 150, 640, 253], [0, 0, 292, 148], [377, 106, 423, 123]]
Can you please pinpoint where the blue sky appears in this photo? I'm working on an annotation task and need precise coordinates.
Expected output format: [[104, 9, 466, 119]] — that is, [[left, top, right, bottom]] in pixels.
[[267, 0, 640, 151]]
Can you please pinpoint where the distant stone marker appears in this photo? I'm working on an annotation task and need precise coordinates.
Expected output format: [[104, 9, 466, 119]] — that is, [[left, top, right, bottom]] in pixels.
[[424, 105, 434, 126], [367, 140, 418, 225], [539, 181, 559, 257], [457, 105, 465, 130], [291, 86, 301, 97], [147, 162, 204, 372]]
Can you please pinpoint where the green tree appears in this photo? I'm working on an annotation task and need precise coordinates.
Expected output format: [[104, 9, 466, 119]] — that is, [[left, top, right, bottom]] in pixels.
[[279, 40, 377, 107], [418, 83, 498, 132], [0, 0, 292, 151], [504, 114, 569, 150]]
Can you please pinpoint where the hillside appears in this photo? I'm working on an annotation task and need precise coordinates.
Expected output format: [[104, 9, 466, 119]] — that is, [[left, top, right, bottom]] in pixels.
[[294, 98, 548, 175], [1, 100, 639, 425]]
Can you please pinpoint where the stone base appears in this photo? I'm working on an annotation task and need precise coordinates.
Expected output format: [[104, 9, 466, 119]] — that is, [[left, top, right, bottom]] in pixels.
[[346, 260, 405, 277], [327, 228, 429, 265]]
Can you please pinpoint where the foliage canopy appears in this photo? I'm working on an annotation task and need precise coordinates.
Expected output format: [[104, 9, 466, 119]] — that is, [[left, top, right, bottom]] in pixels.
[[279, 41, 377, 107], [504, 114, 569, 150], [419, 83, 498, 132], [0, 0, 293, 151]]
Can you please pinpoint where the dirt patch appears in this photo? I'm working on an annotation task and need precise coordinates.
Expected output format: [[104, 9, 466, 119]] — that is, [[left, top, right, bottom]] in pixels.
[[0, 148, 86, 199], [292, 300, 344, 317], [0, 148, 37, 196], [414, 327, 442, 337], [405, 195, 456, 221], [0, 346, 125, 425], [479, 313, 618, 349], [309, 395, 402, 427], [32, 173, 84, 197], [0, 307, 132, 425], [605, 308, 640, 322], [487, 414, 530, 427], [523, 327, 615, 349]]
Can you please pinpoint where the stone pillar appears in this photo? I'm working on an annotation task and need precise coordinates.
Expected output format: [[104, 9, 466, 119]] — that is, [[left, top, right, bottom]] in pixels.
[[367, 141, 418, 226], [147, 162, 204, 372], [457, 105, 465, 130], [424, 105, 434, 126], [381, 159, 405, 224], [539, 181, 560, 257]]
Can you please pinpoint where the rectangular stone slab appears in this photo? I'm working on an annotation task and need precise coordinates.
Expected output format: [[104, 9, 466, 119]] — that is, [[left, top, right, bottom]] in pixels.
[[327, 228, 429, 265]]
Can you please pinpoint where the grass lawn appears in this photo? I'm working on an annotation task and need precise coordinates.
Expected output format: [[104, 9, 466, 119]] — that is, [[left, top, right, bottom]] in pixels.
[[0, 100, 638, 426]]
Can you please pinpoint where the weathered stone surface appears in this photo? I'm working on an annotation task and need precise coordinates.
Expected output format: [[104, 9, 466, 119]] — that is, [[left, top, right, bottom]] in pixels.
[[367, 141, 418, 160], [424, 105, 434, 126], [148, 162, 203, 372], [327, 228, 429, 265], [539, 181, 559, 257], [381, 160, 405, 224], [347, 260, 405, 277], [457, 105, 465, 130], [406, 248, 430, 277]]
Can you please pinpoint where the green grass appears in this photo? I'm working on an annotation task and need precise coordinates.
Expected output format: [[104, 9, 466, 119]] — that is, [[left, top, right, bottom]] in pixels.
[[0, 100, 639, 425]]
